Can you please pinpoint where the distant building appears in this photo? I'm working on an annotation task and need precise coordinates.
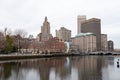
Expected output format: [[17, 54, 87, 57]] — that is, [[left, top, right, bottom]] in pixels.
[[33, 17, 68, 53], [71, 32, 97, 53], [56, 27, 71, 41], [27, 37, 67, 53], [108, 40, 114, 51], [101, 34, 108, 51], [114, 49, 120, 52], [37, 33, 42, 41], [37, 17, 52, 42], [77, 15, 86, 34], [81, 18, 101, 51]]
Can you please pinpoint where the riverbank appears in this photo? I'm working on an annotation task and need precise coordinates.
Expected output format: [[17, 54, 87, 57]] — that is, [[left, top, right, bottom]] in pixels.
[[0, 53, 77, 60], [0, 52, 120, 61]]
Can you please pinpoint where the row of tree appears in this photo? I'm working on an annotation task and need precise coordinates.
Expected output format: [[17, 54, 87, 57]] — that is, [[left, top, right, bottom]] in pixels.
[[0, 28, 28, 54]]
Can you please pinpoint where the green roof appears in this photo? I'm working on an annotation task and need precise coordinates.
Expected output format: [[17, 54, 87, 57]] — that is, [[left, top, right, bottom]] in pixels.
[[73, 32, 96, 38]]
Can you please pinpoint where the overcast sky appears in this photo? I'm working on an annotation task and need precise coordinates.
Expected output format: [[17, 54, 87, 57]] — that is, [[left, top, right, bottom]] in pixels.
[[0, 0, 120, 48]]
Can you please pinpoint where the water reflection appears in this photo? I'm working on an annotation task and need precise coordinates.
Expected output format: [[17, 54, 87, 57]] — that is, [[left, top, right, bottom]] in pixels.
[[0, 56, 120, 80]]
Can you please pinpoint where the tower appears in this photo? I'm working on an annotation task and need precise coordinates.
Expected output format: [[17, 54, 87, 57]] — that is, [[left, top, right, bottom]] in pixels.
[[41, 17, 50, 34], [77, 15, 86, 34], [81, 18, 101, 51], [40, 17, 52, 41]]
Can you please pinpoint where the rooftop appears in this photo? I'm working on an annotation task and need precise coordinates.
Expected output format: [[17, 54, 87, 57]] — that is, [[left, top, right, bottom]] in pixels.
[[77, 15, 86, 19], [81, 18, 100, 24], [72, 32, 96, 38]]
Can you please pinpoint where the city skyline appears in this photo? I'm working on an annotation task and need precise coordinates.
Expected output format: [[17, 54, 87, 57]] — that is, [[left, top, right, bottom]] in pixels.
[[0, 0, 120, 48]]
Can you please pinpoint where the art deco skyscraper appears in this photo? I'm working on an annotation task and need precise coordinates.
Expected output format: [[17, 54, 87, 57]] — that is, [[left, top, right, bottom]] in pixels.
[[37, 17, 52, 41], [41, 17, 50, 35]]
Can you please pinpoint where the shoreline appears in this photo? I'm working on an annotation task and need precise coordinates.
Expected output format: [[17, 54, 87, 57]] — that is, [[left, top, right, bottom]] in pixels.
[[0, 52, 120, 61], [0, 53, 76, 60]]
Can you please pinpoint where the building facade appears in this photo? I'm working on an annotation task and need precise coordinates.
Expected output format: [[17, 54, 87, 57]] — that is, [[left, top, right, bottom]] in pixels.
[[77, 15, 86, 34], [101, 34, 108, 51], [71, 33, 97, 53], [23, 37, 67, 53], [56, 27, 71, 42], [37, 17, 52, 42], [108, 40, 114, 51], [81, 18, 101, 51]]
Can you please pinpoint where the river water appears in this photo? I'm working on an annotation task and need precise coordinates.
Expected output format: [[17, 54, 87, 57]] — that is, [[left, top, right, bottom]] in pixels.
[[0, 56, 120, 80]]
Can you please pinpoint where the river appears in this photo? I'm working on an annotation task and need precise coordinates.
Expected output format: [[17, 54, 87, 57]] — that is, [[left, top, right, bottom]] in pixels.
[[0, 56, 120, 80]]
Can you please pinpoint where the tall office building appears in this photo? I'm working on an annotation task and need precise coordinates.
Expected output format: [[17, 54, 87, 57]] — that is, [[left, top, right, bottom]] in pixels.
[[81, 18, 101, 51], [101, 34, 108, 51], [77, 15, 86, 34], [56, 27, 71, 41], [37, 17, 52, 42]]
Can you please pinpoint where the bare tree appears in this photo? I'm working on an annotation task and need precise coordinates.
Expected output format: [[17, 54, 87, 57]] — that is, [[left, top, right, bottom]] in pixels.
[[14, 29, 27, 38], [29, 35, 34, 39], [3, 27, 13, 36], [7, 28, 12, 35]]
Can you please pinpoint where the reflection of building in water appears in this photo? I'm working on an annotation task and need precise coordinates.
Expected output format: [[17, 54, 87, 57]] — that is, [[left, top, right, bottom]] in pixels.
[[0, 64, 4, 79], [101, 56, 115, 80], [81, 56, 101, 80], [38, 60, 51, 80], [0, 56, 112, 80], [71, 56, 106, 80], [108, 57, 114, 65], [20, 58, 67, 80], [55, 57, 72, 80]]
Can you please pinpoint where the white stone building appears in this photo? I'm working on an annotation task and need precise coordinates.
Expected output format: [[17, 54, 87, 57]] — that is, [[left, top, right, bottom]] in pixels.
[[101, 34, 108, 51], [56, 27, 71, 42], [71, 32, 97, 53]]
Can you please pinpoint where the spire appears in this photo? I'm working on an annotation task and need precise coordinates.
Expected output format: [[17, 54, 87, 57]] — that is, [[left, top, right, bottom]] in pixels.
[[45, 16, 47, 22]]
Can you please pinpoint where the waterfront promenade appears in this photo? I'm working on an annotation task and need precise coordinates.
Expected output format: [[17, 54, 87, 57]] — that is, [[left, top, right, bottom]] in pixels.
[[0, 51, 120, 61], [0, 53, 73, 60]]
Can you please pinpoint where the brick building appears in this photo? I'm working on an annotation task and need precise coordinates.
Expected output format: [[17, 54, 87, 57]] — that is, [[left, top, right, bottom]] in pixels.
[[24, 37, 67, 53]]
